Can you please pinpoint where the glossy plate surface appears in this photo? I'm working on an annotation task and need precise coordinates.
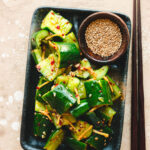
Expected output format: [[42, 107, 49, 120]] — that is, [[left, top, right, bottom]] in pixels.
[[20, 7, 131, 150]]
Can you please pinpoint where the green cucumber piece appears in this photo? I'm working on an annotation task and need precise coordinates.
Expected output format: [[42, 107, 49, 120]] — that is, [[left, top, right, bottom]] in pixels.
[[55, 42, 80, 68], [78, 80, 87, 99], [35, 100, 46, 112], [75, 58, 91, 79], [31, 49, 42, 64], [35, 76, 52, 103], [61, 113, 76, 125], [94, 66, 109, 80], [54, 75, 69, 85], [106, 75, 122, 101], [50, 112, 76, 129], [34, 112, 54, 139], [44, 129, 65, 150], [36, 54, 58, 81], [85, 112, 103, 129], [64, 32, 79, 49], [97, 106, 116, 122], [42, 84, 76, 114], [65, 137, 87, 150], [35, 100, 53, 113], [71, 100, 90, 117], [35, 30, 49, 48], [86, 126, 113, 150], [71, 120, 93, 141], [67, 77, 80, 92], [31, 32, 38, 48], [41, 10, 72, 35], [84, 80, 112, 107]]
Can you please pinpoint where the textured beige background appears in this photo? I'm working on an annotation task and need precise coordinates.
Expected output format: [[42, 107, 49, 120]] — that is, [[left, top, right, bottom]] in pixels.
[[0, 0, 149, 150]]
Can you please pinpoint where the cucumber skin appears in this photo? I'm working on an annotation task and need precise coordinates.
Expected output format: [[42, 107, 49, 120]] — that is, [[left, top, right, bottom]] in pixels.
[[71, 101, 90, 118], [31, 49, 42, 64], [106, 75, 122, 101], [55, 42, 80, 68], [85, 112, 103, 129], [42, 84, 76, 114], [86, 126, 113, 150], [65, 137, 87, 150], [34, 112, 54, 139], [64, 32, 79, 49], [94, 66, 109, 80], [35, 76, 52, 103], [31, 32, 38, 48], [44, 129, 64, 150], [35, 30, 49, 48], [97, 106, 116, 122], [85, 80, 112, 107]]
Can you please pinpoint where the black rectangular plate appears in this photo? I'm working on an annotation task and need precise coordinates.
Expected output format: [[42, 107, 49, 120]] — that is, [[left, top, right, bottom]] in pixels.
[[20, 7, 131, 150]]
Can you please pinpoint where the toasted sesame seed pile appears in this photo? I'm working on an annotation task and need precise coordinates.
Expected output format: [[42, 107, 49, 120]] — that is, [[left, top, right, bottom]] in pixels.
[[85, 19, 122, 57]]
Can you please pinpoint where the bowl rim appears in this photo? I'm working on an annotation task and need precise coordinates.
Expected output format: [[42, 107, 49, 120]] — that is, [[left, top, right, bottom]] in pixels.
[[78, 11, 130, 63]]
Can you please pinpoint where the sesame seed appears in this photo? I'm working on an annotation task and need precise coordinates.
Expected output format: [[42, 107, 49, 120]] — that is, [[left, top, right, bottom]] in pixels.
[[53, 92, 56, 97], [95, 137, 99, 140], [89, 94, 92, 98]]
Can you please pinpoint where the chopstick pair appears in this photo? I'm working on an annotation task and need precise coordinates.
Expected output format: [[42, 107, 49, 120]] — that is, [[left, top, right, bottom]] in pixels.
[[131, 0, 146, 150]]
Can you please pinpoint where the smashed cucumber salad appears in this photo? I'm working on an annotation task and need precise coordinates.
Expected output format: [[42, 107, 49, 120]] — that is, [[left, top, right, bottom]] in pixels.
[[31, 10, 122, 150]]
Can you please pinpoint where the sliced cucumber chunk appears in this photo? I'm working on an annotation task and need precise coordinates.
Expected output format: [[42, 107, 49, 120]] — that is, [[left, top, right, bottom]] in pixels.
[[44, 129, 65, 150], [34, 112, 54, 139], [65, 137, 87, 150], [75, 58, 91, 79], [42, 84, 76, 114], [67, 77, 80, 92], [31, 49, 42, 64], [64, 32, 79, 49], [41, 10, 72, 35], [36, 54, 58, 81], [71, 120, 93, 141], [94, 66, 109, 80], [34, 30, 49, 48], [77, 80, 87, 99]]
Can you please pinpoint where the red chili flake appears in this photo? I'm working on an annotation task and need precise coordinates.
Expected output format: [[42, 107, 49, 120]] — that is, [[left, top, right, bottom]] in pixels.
[[73, 39, 76, 42], [59, 120, 62, 125], [53, 46, 56, 49], [62, 34, 64, 36], [51, 60, 55, 65], [66, 22, 69, 24], [108, 81, 112, 85], [75, 94, 79, 98], [63, 81, 66, 84], [36, 86, 40, 90], [51, 12, 54, 15], [51, 69, 54, 72], [55, 84, 59, 86], [37, 122, 40, 126], [56, 25, 60, 29], [99, 90, 102, 93]]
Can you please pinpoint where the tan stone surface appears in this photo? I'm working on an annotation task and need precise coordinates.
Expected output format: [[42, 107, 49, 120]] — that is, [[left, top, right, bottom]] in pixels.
[[0, 0, 149, 150]]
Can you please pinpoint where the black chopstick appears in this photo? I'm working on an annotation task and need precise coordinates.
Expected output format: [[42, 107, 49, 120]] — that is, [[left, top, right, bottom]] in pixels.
[[131, 0, 138, 149], [137, 0, 146, 149]]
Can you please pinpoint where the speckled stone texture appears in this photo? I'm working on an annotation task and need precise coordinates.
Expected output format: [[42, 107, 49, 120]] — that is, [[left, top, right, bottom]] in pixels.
[[0, 0, 149, 150]]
